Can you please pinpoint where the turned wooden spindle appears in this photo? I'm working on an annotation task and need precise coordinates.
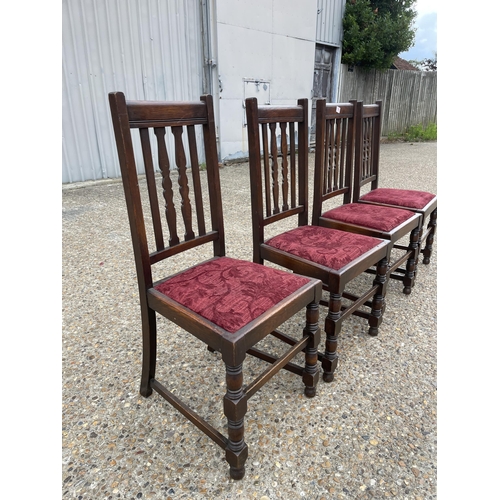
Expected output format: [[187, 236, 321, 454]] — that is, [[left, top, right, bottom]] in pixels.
[[171, 126, 195, 241], [154, 127, 179, 246]]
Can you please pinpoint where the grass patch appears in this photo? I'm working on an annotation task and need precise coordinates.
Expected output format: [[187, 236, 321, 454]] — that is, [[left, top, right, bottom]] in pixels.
[[386, 123, 437, 142]]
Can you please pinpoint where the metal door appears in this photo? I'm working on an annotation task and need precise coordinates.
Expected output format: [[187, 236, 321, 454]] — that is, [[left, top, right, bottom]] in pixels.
[[311, 45, 336, 145]]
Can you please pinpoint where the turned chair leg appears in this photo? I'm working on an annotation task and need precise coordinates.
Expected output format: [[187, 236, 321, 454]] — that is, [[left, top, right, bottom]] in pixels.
[[322, 290, 343, 383], [413, 226, 423, 281], [302, 302, 321, 398], [140, 306, 157, 397], [403, 227, 420, 295], [422, 208, 437, 265], [223, 363, 249, 480], [369, 257, 388, 336]]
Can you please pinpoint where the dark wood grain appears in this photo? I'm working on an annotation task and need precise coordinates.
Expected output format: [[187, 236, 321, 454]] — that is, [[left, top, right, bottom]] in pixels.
[[171, 126, 195, 240], [154, 126, 180, 246], [139, 128, 165, 251]]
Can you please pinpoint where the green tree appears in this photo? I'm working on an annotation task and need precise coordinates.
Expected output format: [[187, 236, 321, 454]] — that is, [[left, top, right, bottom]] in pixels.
[[342, 0, 417, 70]]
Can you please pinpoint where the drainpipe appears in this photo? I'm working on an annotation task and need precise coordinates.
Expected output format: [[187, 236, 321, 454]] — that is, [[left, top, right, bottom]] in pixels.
[[201, 0, 221, 160]]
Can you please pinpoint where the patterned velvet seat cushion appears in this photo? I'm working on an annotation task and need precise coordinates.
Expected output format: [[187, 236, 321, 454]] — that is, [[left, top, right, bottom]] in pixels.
[[359, 188, 436, 210], [266, 225, 382, 271], [321, 203, 414, 232], [154, 257, 310, 333]]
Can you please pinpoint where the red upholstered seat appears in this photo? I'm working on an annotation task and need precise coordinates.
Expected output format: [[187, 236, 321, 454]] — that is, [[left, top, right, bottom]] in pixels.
[[359, 188, 436, 210], [321, 203, 415, 232], [266, 225, 382, 271], [154, 257, 310, 333]]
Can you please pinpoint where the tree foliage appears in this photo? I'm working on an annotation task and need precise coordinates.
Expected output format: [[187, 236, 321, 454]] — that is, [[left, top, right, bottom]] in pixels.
[[342, 0, 417, 70]]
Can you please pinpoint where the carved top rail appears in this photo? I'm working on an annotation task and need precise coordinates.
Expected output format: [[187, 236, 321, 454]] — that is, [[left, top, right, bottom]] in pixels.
[[109, 93, 224, 277]]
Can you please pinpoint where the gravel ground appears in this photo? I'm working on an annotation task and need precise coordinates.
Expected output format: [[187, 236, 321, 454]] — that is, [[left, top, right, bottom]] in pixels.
[[62, 141, 437, 500]]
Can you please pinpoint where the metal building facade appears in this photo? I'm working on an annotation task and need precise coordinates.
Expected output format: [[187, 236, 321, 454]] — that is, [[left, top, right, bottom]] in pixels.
[[62, 0, 205, 183], [62, 0, 348, 183], [311, 0, 346, 139], [316, 0, 344, 47]]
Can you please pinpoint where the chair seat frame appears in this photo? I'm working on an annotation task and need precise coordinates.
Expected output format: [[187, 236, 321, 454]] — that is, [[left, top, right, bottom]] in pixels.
[[147, 268, 322, 478], [355, 196, 437, 265]]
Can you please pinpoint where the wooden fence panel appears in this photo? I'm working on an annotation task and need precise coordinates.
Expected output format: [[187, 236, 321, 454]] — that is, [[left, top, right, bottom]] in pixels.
[[338, 64, 437, 136]]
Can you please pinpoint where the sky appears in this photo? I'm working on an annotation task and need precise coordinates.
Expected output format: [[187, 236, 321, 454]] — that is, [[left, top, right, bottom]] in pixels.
[[398, 0, 437, 62]]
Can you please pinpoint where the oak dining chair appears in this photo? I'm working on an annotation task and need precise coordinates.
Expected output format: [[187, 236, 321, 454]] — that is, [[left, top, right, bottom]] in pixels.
[[108, 91, 324, 480], [312, 99, 422, 295], [352, 100, 437, 265], [245, 96, 391, 384]]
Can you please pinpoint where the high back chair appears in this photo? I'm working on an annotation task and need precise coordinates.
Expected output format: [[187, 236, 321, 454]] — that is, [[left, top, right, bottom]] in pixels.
[[311, 99, 422, 295], [245, 96, 391, 384], [353, 100, 437, 264], [108, 92, 324, 480]]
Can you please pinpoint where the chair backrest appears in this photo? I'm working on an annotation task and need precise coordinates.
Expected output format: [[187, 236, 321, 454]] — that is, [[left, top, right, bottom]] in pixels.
[[108, 92, 225, 295], [311, 98, 357, 225], [245, 97, 309, 264], [352, 100, 383, 202]]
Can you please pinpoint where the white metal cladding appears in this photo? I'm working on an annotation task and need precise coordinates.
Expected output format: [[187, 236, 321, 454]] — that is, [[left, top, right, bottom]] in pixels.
[[62, 0, 205, 183], [316, 0, 345, 47]]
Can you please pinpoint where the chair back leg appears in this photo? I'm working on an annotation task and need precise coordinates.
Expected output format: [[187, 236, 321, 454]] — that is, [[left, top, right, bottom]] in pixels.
[[140, 305, 157, 397]]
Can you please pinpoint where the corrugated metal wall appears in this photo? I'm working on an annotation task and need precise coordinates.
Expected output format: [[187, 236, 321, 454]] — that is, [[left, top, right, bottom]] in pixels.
[[338, 64, 437, 135], [62, 0, 205, 183], [316, 0, 345, 47], [315, 0, 345, 104]]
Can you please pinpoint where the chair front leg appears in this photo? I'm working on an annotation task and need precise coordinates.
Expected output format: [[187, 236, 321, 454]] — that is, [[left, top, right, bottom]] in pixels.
[[369, 256, 388, 336], [403, 227, 420, 295], [322, 290, 343, 383], [302, 301, 321, 397], [413, 225, 423, 281], [223, 363, 248, 480], [422, 208, 437, 265]]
